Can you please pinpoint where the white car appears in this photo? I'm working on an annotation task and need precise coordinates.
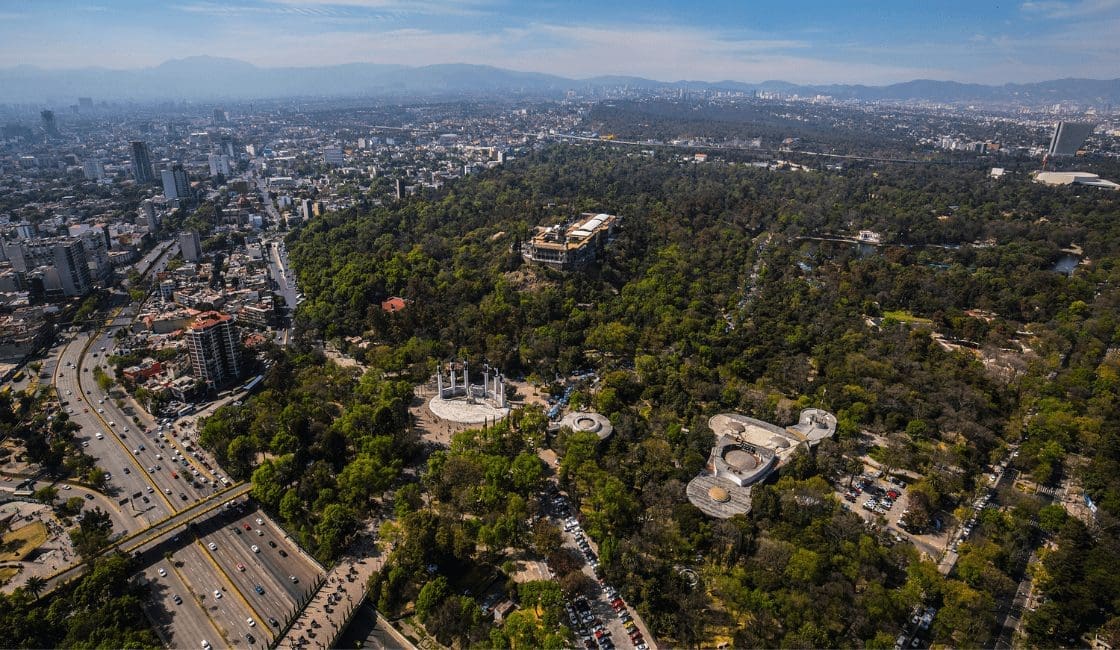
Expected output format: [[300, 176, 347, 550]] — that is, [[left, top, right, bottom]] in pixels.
[[251, 545, 260, 553], [97, 409, 104, 414], [213, 590, 222, 599], [255, 518, 263, 525], [246, 618, 255, 627], [158, 567, 167, 577], [208, 542, 217, 551]]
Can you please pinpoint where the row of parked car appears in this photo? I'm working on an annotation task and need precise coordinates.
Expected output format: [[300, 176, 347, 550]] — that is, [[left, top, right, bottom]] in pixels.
[[551, 493, 648, 650]]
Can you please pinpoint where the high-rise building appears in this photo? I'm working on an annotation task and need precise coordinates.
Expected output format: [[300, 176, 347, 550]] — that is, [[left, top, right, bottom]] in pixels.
[[78, 97, 93, 109], [208, 153, 232, 177], [1047, 121, 1095, 157], [82, 158, 104, 181], [3, 237, 91, 296], [179, 230, 202, 262], [213, 108, 227, 124], [40, 110, 58, 137], [161, 164, 190, 201], [186, 311, 242, 387], [130, 141, 154, 184]]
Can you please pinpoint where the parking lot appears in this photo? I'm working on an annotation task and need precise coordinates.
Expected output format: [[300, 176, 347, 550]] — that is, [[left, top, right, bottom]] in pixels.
[[547, 492, 654, 650]]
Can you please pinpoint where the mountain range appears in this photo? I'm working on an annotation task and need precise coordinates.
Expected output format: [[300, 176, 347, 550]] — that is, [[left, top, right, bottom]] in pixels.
[[3, 56, 1119, 106]]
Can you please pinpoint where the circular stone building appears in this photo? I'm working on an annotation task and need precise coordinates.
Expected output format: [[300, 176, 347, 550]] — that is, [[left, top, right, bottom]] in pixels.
[[427, 360, 511, 425], [558, 411, 613, 441], [686, 409, 837, 518]]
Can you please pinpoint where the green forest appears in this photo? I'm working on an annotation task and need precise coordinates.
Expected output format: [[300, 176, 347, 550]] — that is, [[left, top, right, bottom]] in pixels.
[[223, 142, 1120, 647]]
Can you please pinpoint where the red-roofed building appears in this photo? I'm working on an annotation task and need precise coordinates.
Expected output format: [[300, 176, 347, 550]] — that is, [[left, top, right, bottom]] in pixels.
[[186, 310, 242, 388], [381, 296, 406, 313]]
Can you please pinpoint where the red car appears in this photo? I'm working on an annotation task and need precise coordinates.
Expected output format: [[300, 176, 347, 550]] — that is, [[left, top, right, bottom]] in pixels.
[[237, 563, 246, 572], [244, 524, 252, 530]]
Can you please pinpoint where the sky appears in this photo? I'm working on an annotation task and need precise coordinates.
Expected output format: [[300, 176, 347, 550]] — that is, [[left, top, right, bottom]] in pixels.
[[1, 0, 1119, 85]]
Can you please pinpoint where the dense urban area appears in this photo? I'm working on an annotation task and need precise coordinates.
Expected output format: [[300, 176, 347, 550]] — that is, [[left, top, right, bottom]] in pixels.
[[1, 82, 1119, 650]]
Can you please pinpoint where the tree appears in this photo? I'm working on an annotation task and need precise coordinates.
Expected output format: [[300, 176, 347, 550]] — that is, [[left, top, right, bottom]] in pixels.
[[416, 575, 449, 623], [22, 576, 45, 599], [70, 507, 113, 558]]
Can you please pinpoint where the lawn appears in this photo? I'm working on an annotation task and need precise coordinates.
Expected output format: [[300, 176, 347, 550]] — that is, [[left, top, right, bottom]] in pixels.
[[1, 521, 48, 562], [882, 310, 934, 325], [0, 566, 18, 585]]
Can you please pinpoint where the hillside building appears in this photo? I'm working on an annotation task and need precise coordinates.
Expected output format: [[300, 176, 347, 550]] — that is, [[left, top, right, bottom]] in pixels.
[[522, 213, 620, 271]]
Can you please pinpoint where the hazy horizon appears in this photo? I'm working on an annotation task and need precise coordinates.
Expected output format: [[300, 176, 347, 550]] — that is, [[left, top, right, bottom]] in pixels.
[[3, 1, 1120, 86]]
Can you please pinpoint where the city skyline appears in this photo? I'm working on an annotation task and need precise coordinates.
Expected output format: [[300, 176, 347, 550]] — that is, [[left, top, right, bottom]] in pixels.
[[2, 0, 1119, 85]]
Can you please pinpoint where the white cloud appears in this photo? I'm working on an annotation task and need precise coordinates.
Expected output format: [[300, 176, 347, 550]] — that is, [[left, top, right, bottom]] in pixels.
[[1020, 0, 1120, 18]]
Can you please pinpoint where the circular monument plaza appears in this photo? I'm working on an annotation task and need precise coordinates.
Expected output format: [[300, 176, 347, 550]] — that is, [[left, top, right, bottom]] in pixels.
[[558, 411, 613, 441], [687, 409, 837, 518], [427, 360, 511, 425]]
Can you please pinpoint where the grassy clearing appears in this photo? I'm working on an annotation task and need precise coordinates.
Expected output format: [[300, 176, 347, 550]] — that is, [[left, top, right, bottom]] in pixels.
[[1, 521, 48, 561], [882, 310, 933, 325], [0, 566, 18, 585]]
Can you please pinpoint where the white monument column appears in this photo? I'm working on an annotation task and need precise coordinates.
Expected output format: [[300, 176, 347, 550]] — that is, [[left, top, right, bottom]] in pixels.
[[463, 362, 469, 396], [436, 363, 443, 397]]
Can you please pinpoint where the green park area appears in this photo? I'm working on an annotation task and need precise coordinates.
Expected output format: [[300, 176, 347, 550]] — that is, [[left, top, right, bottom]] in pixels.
[[882, 309, 934, 325]]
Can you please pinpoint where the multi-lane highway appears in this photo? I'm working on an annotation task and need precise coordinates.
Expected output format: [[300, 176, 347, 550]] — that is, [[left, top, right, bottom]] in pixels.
[[138, 504, 323, 649], [40, 238, 324, 649]]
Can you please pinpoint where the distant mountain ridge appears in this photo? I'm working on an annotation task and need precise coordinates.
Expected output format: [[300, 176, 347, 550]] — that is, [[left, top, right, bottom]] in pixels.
[[2, 56, 1118, 105]]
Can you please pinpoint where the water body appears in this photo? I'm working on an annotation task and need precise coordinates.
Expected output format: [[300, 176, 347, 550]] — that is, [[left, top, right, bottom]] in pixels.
[[1051, 253, 1080, 275]]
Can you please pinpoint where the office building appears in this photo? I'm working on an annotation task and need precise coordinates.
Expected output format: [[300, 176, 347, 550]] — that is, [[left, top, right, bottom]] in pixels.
[[179, 230, 202, 262], [161, 164, 190, 201], [213, 108, 227, 124], [186, 311, 242, 388], [208, 153, 232, 177], [1047, 122, 1094, 157], [130, 140, 154, 183], [3, 237, 92, 297], [40, 110, 58, 137], [82, 158, 104, 181]]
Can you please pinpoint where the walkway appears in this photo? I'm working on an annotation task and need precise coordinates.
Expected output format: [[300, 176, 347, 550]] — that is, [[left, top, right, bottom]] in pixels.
[[275, 533, 395, 650]]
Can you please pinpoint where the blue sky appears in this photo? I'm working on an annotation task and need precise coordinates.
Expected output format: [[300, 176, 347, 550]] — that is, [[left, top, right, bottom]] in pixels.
[[1, 0, 1118, 84]]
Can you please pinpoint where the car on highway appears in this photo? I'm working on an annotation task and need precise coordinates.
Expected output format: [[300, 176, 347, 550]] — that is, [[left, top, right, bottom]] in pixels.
[[254, 584, 264, 595], [172, 594, 182, 605], [208, 542, 217, 551], [158, 567, 167, 577], [243, 524, 252, 530], [289, 575, 298, 583], [251, 545, 260, 553], [213, 590, 222, 599], [255, 518, 263, 525], [237, 562, 246, 572], [122, 467, 130, 474], [278, 549, 287, 557], [246, 618, 255, 627], [268, 540, 277, 548], [267, 617, 279, 627]]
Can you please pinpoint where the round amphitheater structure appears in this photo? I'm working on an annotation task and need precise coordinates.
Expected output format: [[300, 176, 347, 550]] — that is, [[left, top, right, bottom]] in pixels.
[[686, 409, 837, 518], [558, 411, 613, 440]]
